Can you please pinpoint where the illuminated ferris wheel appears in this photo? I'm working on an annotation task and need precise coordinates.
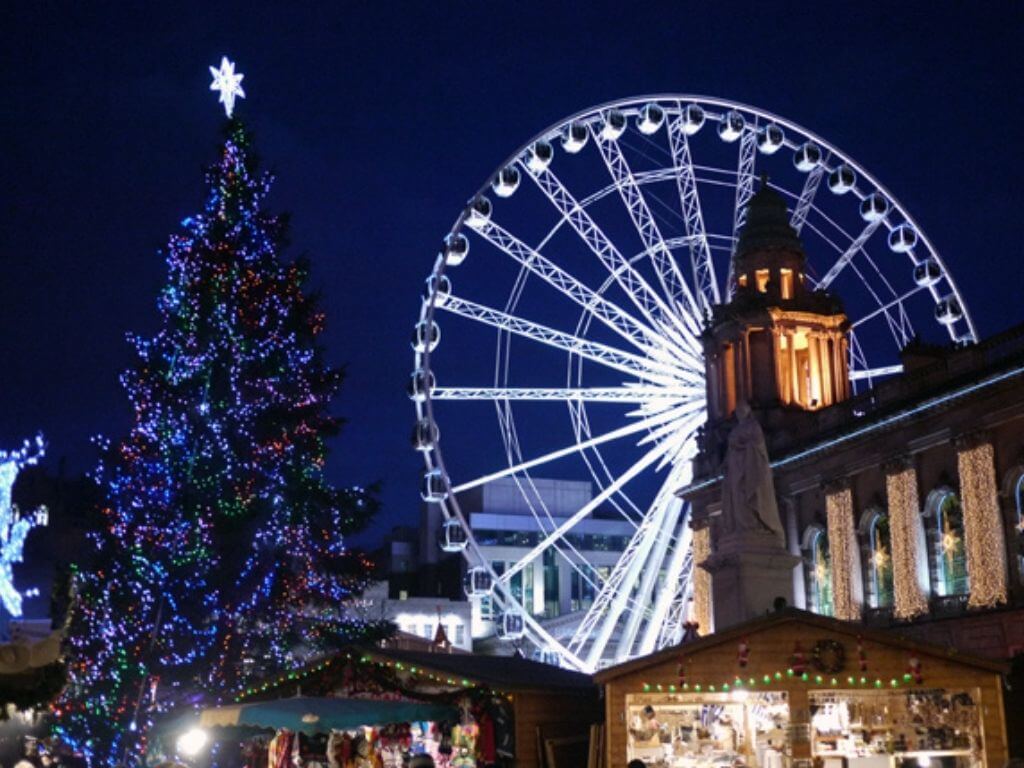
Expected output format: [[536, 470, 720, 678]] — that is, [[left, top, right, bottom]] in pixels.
[[409, 95, 975, 672]]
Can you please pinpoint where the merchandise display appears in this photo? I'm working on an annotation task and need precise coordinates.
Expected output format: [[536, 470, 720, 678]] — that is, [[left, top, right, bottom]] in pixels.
[[626, 692, 789, 767]]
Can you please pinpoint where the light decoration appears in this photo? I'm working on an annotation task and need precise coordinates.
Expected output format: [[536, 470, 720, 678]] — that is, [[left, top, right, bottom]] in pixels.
[[825, 483, 861, 620], [54, 120, 383, 764], [0, 436, 48, 618], [640, 668, 923, 694], [956, 439, 1008, 608], [209, 57, 245, 118], [692, 524, 713, 634], [884, 463, 929, 619]]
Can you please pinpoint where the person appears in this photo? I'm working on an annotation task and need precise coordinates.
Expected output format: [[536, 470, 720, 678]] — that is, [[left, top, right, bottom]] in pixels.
[[627, 760, 646, 768], [409, 756, 435, 768]]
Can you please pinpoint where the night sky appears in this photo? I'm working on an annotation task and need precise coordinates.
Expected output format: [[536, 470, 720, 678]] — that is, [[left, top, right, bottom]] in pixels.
[[2, 2, 1022, 545]]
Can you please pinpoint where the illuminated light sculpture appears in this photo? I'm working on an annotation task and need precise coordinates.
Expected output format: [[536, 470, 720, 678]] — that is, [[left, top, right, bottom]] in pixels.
[[209, 56, 245, 118], [955, 436, 1008, 608], [883, 459, 929, 618], [824, 480, 861, 620], [0, 436, 48, 618]]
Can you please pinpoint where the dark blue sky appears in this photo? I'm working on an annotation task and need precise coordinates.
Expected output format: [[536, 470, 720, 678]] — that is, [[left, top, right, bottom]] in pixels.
[[1, 2, 1022, 545]]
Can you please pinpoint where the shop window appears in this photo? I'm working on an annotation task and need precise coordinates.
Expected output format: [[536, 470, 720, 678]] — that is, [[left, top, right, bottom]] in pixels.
[[780, 268, 794, 299], [934, 492, 968, 597], [810, 529, 834, 617], [755, 268, 770, 293], [868, 512, 893, 608]]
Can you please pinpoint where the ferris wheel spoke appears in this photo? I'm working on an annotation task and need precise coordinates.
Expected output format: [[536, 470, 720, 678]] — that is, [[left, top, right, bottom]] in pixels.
[[472, 218, 668, 353], [636, 502, 693, 656], [498, 436, 675, 587], [815, 219, 884, 290], [848, 364, 904, 382], [432, 386, 678, 402], [790, 160, 828, 235], [731, 128, 759, 246], [667, 113, 720, 310], [449, 405, 683, 495], [572, 461, 690, 665], [849, 284, 925, 334], [591, 125, 705, 334], [437, 294, 682, 381], [654, 535, 696, 649], [526, 165, 683, 334]]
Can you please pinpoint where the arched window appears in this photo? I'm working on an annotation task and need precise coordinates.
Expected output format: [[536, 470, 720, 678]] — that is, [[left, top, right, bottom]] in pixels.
[[810, 529, 834, 616], [1015, 474, 1024, 584], [934, 492, 968, 596], [868, 512, 894, 608]]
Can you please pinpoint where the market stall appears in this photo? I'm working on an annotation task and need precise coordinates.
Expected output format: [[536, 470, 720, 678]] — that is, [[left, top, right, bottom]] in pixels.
[[594, 609, 1008, 768]]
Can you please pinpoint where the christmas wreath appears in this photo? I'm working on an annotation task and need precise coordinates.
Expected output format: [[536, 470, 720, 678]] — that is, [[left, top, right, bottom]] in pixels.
[[811, 639, 845, 674]]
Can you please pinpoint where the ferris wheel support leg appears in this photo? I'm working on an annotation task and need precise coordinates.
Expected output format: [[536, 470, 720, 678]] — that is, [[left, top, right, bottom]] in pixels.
[[638, 507, 693, 656]]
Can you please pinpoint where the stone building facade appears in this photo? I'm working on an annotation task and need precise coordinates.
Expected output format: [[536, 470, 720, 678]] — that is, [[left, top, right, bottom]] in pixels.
[[680, 183, 1024, 661]]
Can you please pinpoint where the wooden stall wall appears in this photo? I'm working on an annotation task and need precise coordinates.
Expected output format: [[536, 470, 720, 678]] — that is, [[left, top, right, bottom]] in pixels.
[[601, 621, 1008, 767], [516, 690, 603, 768]]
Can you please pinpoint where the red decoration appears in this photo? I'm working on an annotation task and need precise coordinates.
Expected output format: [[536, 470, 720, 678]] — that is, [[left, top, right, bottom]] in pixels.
[[791, 640, 807, 674], [737, 637, 750, 668], [857, 636, 868, 672], [907, 654, 923, 684]]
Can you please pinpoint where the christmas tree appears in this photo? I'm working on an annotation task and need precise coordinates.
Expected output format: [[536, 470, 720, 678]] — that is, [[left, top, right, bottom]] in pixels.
[[55, 120, 381, 765]]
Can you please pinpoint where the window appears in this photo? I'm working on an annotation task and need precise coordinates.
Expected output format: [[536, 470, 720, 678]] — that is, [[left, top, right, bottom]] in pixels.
[[738, 274, 748, 288], [780, 268, 794, 299], [934, 492, 968, 596], [1016, 475, 1024, 584], [810, 530, 834, 617], [570, 565, 597, 612], [755, 268, 770, 293], [868, 513, 893, 608], [455, 624, 465, 645], [482, 561, 505, 619], [543, 549, 560, 618]]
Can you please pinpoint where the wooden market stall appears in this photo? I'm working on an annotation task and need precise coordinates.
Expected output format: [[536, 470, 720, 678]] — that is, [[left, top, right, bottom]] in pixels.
[[594, 609, 1008, 768]]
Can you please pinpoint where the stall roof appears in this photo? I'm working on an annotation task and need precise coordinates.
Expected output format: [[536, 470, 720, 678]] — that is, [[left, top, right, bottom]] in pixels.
[[362, 647, 597, 694], [593, 608, 1009, 684]]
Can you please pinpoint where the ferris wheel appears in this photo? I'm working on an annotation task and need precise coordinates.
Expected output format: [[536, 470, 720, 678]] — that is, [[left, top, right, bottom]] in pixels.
[[409, 95, 975, 673]]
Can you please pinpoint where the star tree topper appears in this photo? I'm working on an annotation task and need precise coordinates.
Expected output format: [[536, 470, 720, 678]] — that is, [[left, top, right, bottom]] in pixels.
[[209, 56, 246, 118]]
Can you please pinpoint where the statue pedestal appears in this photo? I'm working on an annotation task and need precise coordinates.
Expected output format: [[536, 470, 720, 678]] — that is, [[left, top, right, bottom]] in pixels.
[[700, 530, 800, 631]]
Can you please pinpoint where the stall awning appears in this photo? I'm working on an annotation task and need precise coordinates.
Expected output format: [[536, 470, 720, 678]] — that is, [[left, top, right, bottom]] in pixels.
[[194, 696, 458, 735]]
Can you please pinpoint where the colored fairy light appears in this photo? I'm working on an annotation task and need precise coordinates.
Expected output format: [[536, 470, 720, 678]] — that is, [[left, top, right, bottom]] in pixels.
[[54, 119, 381, 764]]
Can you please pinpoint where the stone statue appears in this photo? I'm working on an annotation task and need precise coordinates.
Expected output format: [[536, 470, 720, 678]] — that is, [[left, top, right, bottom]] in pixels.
[[720, 400, 785, 546]]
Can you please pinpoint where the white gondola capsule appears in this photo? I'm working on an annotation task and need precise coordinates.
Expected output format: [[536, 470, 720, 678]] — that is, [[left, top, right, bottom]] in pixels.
[[492, 166, 521, 198], [888, 224, 918, 253], [681, 103, 705, 135], [717, 110, 745, 142], [536, 649, 562, 667], [757, 123, 785, 154], [828, 164, 856, 194], [412, 418, 439, 452], [793, 141, 822, 172], [561, 121, 589, 153], [421, 468, 449, 502], [407, 369, 435, 402], [525, 140, 554, 173], [441, 232, 469, 266], [425, 273, 451, 305], [496, 611, 525, 640], [464, 567, 494, 597], [601, 110, 627, 141], [438, 518, 468, 553], [465, 196, 492, 230], [935, 295, 963, 325], [411, 319, 440, 353], [913, 259, 943, 287], [637, 103, 665, 135], [860, 192, 889, 222]]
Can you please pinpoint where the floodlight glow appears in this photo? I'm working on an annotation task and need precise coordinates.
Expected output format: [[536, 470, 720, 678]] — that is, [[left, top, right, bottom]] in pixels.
[[176, 727, 208, 757]]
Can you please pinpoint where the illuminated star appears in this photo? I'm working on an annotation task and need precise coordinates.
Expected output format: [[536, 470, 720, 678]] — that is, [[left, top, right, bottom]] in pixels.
[[209, 56, 246, 118]]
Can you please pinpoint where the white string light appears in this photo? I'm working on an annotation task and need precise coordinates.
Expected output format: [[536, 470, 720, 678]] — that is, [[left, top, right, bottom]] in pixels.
[[956, 440, 1008, 608], [884, 463, 929, 619], [825, 483, 861, 620]]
